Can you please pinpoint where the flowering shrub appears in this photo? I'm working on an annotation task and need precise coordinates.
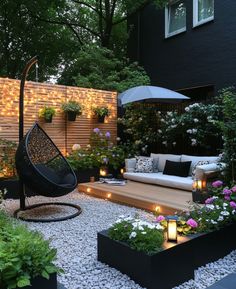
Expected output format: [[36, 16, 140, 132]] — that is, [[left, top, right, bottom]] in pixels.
[[67, 128, 132, 171], [108, 215, 164, 255], [156, 180, 236, 235]]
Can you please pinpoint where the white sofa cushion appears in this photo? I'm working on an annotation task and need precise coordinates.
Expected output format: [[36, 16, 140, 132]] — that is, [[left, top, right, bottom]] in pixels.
[[124, 172, 193, 191], [181, 154, 219, 176], [194, 162, 226, 179], [125, 158, 136, 172], [151, 153, 181, 172]]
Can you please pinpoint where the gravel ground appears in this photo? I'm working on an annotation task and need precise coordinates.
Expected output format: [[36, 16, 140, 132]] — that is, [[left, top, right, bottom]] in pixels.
[[2, 191, 236, 289]]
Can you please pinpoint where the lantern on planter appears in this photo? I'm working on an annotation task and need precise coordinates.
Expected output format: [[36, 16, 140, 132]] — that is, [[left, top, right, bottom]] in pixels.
[[192, 178, 208, 204], [100, 167, 108, 177], [167, 216, 178, 243]]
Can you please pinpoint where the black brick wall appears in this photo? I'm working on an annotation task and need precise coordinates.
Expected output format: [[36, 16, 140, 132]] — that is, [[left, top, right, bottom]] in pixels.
[[128, 0, 236, 93]]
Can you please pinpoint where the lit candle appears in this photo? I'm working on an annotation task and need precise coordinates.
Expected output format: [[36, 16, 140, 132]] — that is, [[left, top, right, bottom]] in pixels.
[[167, 217, 178, 243]]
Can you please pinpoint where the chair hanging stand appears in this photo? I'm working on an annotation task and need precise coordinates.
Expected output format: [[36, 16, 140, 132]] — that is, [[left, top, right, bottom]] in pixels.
[[14, 56, 81, 222]]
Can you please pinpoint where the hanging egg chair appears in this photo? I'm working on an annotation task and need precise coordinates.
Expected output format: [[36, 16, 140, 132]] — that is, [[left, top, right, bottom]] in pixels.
[[14, 56, 81, 222]]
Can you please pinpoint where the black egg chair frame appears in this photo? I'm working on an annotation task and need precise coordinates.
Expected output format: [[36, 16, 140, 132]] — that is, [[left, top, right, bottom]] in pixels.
[[14, 56, 81, 222]]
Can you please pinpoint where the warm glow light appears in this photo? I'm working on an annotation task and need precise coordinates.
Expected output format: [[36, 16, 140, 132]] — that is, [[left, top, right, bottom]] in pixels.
[[107, 193, 111, 198], [100, 168, 107, 177], [193, 179, 207, 191], [167, 218, 178, 242], [155, 206, 160, 213], [87, 188, 91, 193], [120, 168, 125, 174]]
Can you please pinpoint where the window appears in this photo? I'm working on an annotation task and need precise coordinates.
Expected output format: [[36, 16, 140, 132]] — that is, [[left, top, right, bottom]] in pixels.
[[193, 0, 214, 27], [165, 1, 186, 38]]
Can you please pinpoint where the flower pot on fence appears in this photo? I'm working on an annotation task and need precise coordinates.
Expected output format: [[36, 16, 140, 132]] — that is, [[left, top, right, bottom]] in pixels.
[[97, 115, 105, 123], [45, 115, 53, 123], [0, 178, 35, 199], [75, 168, 100, 183], [98, 222, 236, 289], [67, 111, 77, 121]]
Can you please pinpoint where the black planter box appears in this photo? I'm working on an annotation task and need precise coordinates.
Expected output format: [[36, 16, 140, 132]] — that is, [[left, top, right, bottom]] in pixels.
[[76, 168, 100, 183], [2, 273, 58, 289], [98, 223, 236, 289], [0, 178, 35, 199]]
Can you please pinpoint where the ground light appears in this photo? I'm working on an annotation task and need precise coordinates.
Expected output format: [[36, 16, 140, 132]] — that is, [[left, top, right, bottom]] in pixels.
[[167, 216, 178, 243]]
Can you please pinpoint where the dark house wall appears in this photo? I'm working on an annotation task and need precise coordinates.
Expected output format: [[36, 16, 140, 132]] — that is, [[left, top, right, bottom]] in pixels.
[[128, 0, 236, 94]]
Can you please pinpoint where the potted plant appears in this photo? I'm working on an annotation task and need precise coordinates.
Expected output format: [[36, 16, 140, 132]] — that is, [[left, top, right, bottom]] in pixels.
[[61, 100, 82, 121], [0, 211, 61, 289], [38, 106, 56, 123], [93, 106, 109, 123]]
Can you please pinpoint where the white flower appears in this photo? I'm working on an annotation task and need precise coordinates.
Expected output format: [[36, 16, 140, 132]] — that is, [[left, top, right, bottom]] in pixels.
[[194, 118, 199, 123], [218, 216, 224, 221], [116, 137, 121, 141], [223, 203, 228, 207], [221, 211, 230, 216], [162, 141, 167, 146], [185, 107, 190, 112], [232, 210, 236, 214], [172, 142, 176, 146], [171, 124, 177, 128], [216, 205, 220, 210], [187, 129, 192, 134], [158, 129, 162, 133], [155, 223, 164, 230], [135, 140, 142, 145], [129, 232, 137, 239], [211, 220, 217, 225], [72, 143, 81, 151], [206, 204, 215, 210], [192, 129, 198, 134], [139, 117, 143, 121], [191, 139, 197, 146], [161, 118, 165, 122], [141, 231, 147, 235], [138, 226, 144, 231]]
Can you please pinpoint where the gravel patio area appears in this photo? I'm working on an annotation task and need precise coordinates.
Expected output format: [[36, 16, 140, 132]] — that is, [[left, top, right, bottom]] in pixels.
[[1, 191, 236, 289]]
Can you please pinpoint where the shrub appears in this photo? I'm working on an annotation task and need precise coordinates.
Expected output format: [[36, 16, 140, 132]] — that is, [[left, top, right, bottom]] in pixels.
[[93, 106, 109, 117], [0, 212, 61, 289]]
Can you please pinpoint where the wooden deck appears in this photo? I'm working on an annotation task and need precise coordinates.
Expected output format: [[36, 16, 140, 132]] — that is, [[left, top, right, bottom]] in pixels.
[[78, 180, 192, 215]]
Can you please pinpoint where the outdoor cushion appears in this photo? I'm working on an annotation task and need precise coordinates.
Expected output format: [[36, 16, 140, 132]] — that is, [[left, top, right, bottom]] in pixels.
[[124, 172, 159, 185], [194, 162, 226, 179], [134, 156, 154, 173], [35, 164, 60, 184], [181, 154, 219, 176], [163, 160, 192, 177], [153, 153, 181, 172], [150, 153, 159, 172], [125, 158, 136, 172], [124, 172, 193, 191], [192, 160, 210, 178], [60, 173, 75, 185]]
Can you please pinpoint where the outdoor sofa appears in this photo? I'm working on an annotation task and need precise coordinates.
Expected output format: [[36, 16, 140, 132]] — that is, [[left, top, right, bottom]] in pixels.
[[124, 153, 225, 191]]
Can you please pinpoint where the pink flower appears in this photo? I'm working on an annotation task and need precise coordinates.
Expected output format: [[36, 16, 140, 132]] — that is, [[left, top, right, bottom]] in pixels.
[[230, 201, 236, 209], [224, 195, 231, 201], [186, 218, 198, 228], [231, 186, 236, 193], [156, 215, 165, 222], [223, 189, 232, 196], [212, 180, 223, 188], [205, 197, 214, 204]]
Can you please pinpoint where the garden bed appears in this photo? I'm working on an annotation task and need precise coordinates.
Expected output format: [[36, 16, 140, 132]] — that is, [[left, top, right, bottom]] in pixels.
[[0, 178, 35, 199], [14, 273, 57, 289], [98, 222, 236, 289]]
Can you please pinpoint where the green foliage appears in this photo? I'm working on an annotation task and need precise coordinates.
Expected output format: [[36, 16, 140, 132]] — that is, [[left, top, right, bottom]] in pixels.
[[0, 211, 60, 289], [217, 87, 236, 182], [0, 139, 17, 179], [61, 100, 82, 115], [93, 106, 109, 117], [108, 216, 164, 255], [67, 148, 99, 170], [59, 45, 150, 91], [39, 106, 56, 121]]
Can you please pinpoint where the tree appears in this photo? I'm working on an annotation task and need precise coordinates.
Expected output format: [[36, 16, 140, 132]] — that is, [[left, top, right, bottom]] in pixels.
[[58, 45, 150, 91], [0, 0, 79, 80], [26, 0, 167, 51]]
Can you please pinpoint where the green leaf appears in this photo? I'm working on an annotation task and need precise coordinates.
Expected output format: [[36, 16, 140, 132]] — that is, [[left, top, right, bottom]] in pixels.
[[17, 278, 31, 288]]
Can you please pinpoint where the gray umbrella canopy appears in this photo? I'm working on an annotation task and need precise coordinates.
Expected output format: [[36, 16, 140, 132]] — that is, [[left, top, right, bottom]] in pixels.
[[118, 85, 190, 105]]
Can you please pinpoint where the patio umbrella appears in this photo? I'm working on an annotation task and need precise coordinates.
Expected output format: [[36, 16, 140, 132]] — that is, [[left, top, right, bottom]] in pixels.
[[118, 85, 190, 106]]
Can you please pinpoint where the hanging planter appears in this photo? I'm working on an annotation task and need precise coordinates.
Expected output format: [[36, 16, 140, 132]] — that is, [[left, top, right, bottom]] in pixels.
[[93, 106, 109, 123], [61, 100, 83, 122], [97, 115, 105, 123], [38, 106, 56, 123]]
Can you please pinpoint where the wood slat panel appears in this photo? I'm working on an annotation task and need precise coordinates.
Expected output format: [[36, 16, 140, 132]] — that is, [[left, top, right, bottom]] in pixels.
[[0, 78, 117, 154]]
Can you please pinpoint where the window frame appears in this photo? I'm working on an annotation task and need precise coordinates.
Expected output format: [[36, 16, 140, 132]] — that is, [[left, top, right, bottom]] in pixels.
[[193, 0, 214, 27], [165, 0, 187, 38]]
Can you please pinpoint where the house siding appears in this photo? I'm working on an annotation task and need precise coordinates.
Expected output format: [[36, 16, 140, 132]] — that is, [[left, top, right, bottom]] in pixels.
[[128, 0, 236, 93]]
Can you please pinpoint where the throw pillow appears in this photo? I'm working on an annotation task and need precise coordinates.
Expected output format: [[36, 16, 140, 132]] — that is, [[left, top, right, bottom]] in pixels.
[[134, 156, 154, 173], [192, 160, 210, 179], [163, 160, 192, 177]]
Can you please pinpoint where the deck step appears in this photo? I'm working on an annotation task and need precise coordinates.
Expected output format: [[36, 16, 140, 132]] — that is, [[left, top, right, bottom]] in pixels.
[[207, 273, 236, 289]]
